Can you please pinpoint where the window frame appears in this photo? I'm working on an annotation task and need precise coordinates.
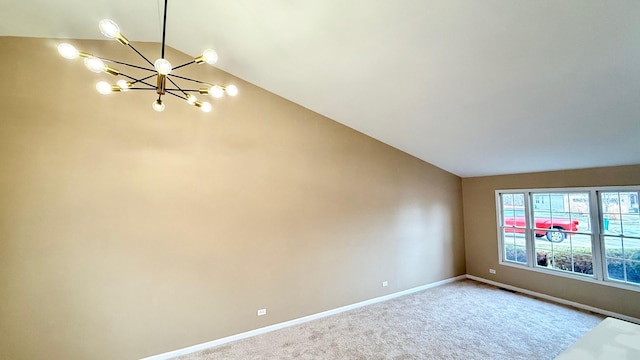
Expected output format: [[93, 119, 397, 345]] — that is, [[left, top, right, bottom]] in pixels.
[[495, 186, 640, 293]]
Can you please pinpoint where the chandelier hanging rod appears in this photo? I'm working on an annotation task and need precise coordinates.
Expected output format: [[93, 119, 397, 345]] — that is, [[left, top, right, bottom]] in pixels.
[[56, 0, 237, 113], [161, 0, 168, 59]]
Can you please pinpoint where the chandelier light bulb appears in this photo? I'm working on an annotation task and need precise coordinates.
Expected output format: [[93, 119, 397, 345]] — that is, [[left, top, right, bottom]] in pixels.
[[202, 49, 218, 65], [116, 80, 130, 92], [99, 19, 120, 38], [225, 85, 238, 97], [57, 43, 79, 60], [152, 100, 165, 112], [154, 58, 172, 75], [209, 85, 224, 98], [200, 101, 212, 112], [96, 81, 112, 95], [186, 94, 197, 105], [84, 57, 105, 73]]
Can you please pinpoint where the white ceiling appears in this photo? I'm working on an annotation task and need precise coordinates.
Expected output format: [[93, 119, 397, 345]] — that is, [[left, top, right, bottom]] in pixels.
[[1, 0, 639, 177]]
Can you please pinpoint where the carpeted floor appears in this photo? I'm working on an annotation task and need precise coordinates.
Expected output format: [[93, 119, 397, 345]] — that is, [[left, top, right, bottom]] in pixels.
[[176, 280, 604, 359]]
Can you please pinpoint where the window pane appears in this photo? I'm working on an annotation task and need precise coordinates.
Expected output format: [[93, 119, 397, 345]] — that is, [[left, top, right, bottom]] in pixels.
[[503, 231, 526, 264], [604, 237, 623, 258], [621, 214, 640, 238], [569, 193, 592, 232], [502, 193, 525, 228], [607, 258, 626, 281], [604, 235, 640, 284], [531, 192, 586, 235], [624, 260, 640, 285], [535, 232, 593, 276], [601, 191, 640, 236]]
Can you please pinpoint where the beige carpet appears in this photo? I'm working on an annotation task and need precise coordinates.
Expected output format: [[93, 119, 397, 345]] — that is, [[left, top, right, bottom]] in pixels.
[[176, 280, 604, 359]]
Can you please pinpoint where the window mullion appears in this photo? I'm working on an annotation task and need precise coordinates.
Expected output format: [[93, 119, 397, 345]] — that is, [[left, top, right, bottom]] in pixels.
[[590, 189, 605, 281], [525, 192, 535, 268]]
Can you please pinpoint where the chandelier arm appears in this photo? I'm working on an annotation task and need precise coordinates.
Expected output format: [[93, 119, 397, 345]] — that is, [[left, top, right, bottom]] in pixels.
[[127, 43, 155, 66], [166, 76, 188, 96], [118, 73, 157, 88], [165, 90, 187, 100], [167, 73, 213, 86], [98, 57, 155, 72], [165, 89, 201, 92], [171, 61, 196, 72], [132, 74, 158, 84], [131, 80, 157, 88]]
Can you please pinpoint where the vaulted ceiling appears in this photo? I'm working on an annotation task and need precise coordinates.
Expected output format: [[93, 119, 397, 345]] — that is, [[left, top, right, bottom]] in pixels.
[[1, 0, 639, 177]]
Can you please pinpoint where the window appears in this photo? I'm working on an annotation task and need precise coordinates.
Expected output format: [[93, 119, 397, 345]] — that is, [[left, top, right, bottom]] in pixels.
[[532, 192, 593, 276], [500, 193, 526, 264], [601, 191, 640, 284], [496, 187, 640, 290]]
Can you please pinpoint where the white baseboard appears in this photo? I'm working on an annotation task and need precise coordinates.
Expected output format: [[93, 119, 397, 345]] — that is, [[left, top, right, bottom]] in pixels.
[[141, 275, 467, 360], [466, 274, 640, 324]]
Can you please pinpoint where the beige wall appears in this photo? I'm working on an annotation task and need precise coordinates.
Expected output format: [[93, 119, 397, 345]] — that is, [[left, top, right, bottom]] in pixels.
[[0, 37, 465, 360], [462, 165, 640, 319]]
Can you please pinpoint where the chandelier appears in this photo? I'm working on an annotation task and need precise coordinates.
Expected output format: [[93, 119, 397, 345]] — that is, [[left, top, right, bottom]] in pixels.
[[56, 0, 237, 113]]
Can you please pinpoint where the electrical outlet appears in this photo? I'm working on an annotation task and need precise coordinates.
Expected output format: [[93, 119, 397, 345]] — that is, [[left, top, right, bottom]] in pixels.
[[257, 309, 267, 316], [382, 281, 389, 287], [489, 268, 496, 274]]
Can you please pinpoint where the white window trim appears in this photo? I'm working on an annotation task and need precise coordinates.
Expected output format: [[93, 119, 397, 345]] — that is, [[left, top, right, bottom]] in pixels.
[[496, 186, 640, 293]]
